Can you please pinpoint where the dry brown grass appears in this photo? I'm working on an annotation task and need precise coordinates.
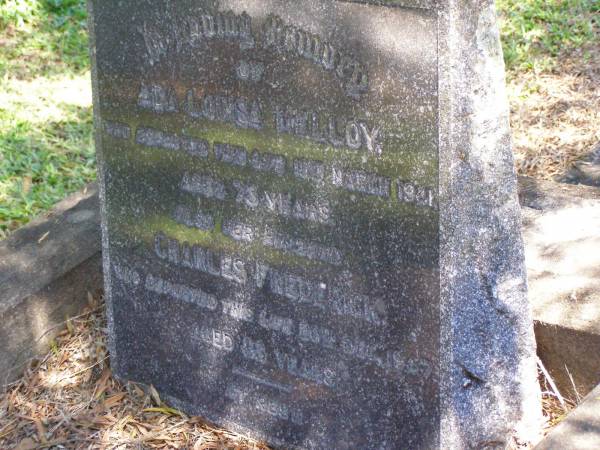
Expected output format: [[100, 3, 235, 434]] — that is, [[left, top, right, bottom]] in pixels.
[[0, 294, 270, 450], [509, 46, 600, 180]]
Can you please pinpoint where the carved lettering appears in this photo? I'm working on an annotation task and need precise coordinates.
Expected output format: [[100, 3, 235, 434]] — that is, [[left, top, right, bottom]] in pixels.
[[240, 337, 267, 364], [154, 233, 246, 285], [274, 108, 382, 154], [222, 220, 256, 243], [103, 121, 131, 140], [232, 181, 331, 225], [263, 229, 343, 266], [185, 90, 263, 130], [330, 284, 387, 326], [222, 300, 254, 322], [293, 159, 325, 184], [220, 255, 248, 285], [136, 127, 208, 158], [397, 180, 436, 208], [250, 151, 286, 176], [257, 263, 327, 309], [298, 322, 336, 349], [331, 167, 390, 197], [257, 310, 294, 336], [112, 261, 140, 285], [145, 273, 218, 311], [274, 350, 345, 388], [225, 383, 303, 425], [136, 127, 180, 151], [262, 15, 368, 99], [180, 173, 226, 200], [173, 205, 215, 231], [214, 142, 247, 166], [137, 84, 178, 113]]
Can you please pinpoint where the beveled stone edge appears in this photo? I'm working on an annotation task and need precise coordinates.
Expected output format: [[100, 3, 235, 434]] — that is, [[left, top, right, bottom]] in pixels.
[[438, 0, 541, 447]]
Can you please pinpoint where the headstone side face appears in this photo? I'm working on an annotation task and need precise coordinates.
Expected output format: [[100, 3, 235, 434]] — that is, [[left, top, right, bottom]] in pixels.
[[438, 0, 541, 447]]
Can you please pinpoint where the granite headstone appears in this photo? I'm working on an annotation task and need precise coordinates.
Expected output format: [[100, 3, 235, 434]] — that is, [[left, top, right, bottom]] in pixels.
[[89, 0, 540, 448]]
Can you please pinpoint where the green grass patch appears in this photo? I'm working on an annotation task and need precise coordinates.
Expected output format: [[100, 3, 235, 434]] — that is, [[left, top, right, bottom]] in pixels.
[[0, 0, 94, 238], [498, 0, 600, 73]]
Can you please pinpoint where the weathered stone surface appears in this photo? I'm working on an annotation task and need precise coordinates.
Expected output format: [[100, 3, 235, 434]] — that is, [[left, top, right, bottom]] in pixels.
[[0, 184, 102, 385], [89, 1, 539, 448], [535, 382, 600, 450], [520, 177, 600, 401]]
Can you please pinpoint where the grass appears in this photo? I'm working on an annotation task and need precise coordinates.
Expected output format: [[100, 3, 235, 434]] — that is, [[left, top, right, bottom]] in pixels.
[[0, 0, 599, 237], [497, 0, 600, 74], [0, 0, 94, 239]]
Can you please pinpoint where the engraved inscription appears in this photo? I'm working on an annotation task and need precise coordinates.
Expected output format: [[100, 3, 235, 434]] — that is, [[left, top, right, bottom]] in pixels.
[[262, 15, 368, 99], [180, 173, 226, 200], [256, 263, 328, 310], [140, 11, 254, 66], [184, 11, 254, 49], [104, 121, 131, 140], [330, 283, 387, 326], [138, 84, 178, 113], [397, 180, 436, 208], [145, 273, 218, 311], [154, 232, 247, 285], [232, 181, 332, 225], [185, 91, 263, 130], [215, 142, 248, 166], [332, 167, 390, 198], [222, 220, 256, 243], [225, 383, 304, 425], [236, 59, 265, 82], [194, 327, 235, 352], [293, 158, 325, 184], [136, 127, 180, 151], [139, 82, 385, 155], [222, 300, 254, 322], [173, 205, 215, 231], [264, 229, 343, 266], [250, 151, 286, 176], [111, 261, 140, 285], [273, 349, 347, 388], [274, 108, 382, 156], [222, 219, 343, 266], [240, 337, 267, 364], [136, 127, 208, 157]]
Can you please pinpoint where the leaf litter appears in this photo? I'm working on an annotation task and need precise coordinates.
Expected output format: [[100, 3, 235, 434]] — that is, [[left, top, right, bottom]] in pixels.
[[0, 293, 271, 450]]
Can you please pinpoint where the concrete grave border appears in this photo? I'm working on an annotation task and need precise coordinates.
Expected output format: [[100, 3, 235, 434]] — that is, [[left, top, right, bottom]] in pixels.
[[0, 184, 102, 386]]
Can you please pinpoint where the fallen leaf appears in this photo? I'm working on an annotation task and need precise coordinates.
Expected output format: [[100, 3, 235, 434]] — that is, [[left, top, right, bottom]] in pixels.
[[14, 438, 36, 450], [143, 406, 186, 417], [103, 392, 126, 409], [34, 418, 47, 443], [149, 384, 161, 406], [94, 367, 112, 399], [22, 176, 32, 194]]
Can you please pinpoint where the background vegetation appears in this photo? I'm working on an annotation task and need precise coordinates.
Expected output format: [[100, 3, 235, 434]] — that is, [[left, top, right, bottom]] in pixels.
[[1, 0, 92, 239], [1, 0, 599, 237]]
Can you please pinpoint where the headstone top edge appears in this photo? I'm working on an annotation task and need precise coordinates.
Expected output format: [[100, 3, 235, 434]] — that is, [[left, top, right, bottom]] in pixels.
[[337, 0, 436, 10]]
